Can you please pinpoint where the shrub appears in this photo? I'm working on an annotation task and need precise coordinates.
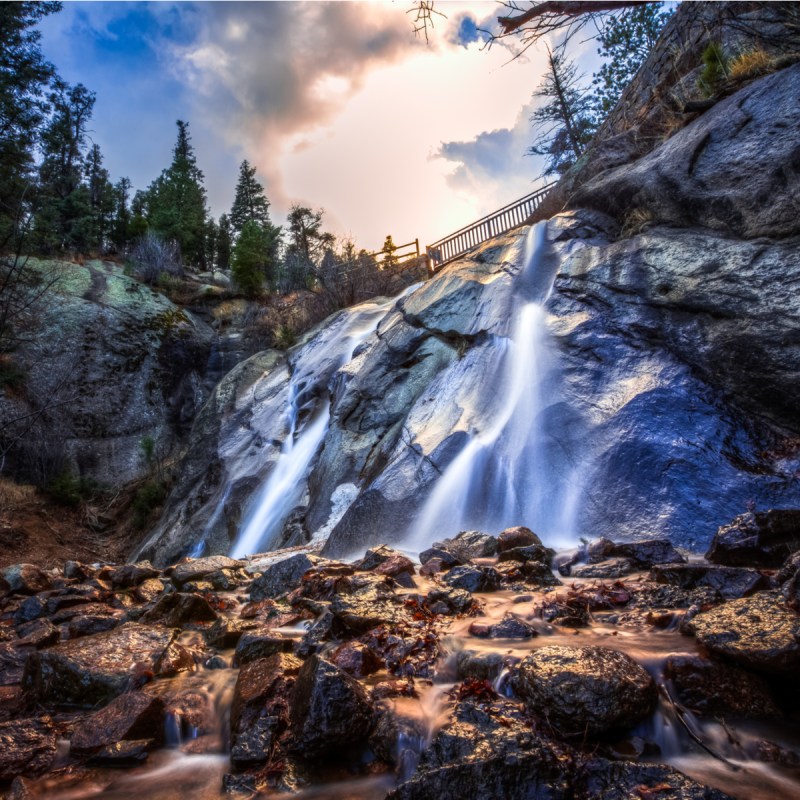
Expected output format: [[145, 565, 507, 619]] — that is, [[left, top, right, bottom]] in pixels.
[[46, 470, 99, 507], [132, 480, 166, 529], [273, 324, 297, 350], [130, 232, 183, 285], [697, 42, 729, 97]]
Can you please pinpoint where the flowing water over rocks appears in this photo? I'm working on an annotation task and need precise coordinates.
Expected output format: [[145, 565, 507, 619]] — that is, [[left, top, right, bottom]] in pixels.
[[3, 529, 800, 799]]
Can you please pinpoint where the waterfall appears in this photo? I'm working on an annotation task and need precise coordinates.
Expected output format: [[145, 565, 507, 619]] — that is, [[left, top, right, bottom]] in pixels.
[[230, 290, 417, 558], [409, 222, 579, 550]]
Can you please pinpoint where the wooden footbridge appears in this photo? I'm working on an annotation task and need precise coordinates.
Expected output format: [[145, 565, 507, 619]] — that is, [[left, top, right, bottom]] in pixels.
[[424, 183, 553, 274]]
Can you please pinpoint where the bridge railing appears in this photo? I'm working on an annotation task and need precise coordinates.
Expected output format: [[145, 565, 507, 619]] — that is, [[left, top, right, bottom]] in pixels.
[[425, 184, 553, 273]]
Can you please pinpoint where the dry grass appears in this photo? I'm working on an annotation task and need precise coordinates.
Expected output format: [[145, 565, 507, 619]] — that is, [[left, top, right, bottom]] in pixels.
[[0, 477, 37, 509], [729, 48, 773, 81], [619, 207, 656, 239]]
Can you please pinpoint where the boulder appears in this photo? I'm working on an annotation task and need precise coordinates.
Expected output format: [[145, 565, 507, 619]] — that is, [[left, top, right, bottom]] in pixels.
[[289, 654, 374, 758], [16, 619, 59, 649], [430, 531, 499, 563], [497, 544, 554, 565], [513, 646, 656, 735], [425, 587, 478, 616], [1, 564, 51, 596], [686, 592, 800, 674], [575, 758, 733, 800], [469, 613, 537, 640], [650, 563, 768, 599], [23, 622, 179, 706], [387, 700, 574, 800], [230, 653, 302, 767], [706, 510, 800, 568], [110, 562, 160, 588], [249, 553, 322, 601], [664, 655, 778, 718], [234, 630, 294, 666], [0, 717, 57, 782], [607, 539, 685, 568], [456, 650, 505, 681], [69, 692, 165, 756], [328, 642, 382, 677], [140, 592, 218, 627], [329, 580, 405, 633], [497, 526, 542, 553], [570, 558, 634, 579], [171, 555, 244, 586], [442, 566, 502, 594]]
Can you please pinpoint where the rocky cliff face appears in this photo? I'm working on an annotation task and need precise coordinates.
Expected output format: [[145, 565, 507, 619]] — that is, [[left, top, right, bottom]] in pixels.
[[0, 260, 213, 486], [137, 43, 800, 567]]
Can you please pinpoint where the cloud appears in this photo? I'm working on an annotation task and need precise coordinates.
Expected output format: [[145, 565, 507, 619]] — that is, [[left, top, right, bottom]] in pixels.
[[166, 2, 425, 214], [434, 97, 548, 210]]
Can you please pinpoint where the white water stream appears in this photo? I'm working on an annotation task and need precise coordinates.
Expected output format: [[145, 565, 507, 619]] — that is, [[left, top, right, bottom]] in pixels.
[[230, 290, 417, 558], [409, 222, 580, 550]]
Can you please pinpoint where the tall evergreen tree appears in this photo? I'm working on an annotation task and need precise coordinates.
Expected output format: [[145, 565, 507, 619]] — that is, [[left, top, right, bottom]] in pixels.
[[35, 79, 96, 251], [0, 2, 60, 246], [83, 143, 113, 252], [110, 176, 132, 252], [592, 5, 673, 118], [231, 220, 269, 298], [204, 216, 218, 271], [146, 120, 207, 268], [528, 47, 597, 176], [217, 213, 232, 271], [230, 159, 272, 235]]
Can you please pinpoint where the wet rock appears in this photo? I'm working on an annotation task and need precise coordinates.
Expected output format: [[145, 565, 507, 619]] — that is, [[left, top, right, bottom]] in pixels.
[[650, 563, 768, 599], [513, 646, 656, 735], [1, 564, 51, 596], [356, 545, 415, 577], [607, 539, 685, 568], [575, 758, 732, 799], [67, 614, 122, 639], [387, 701, 574, 800], [110, 562, 160, 589], [16, 619, 60, 648], [235, 630, 294, 665], [154, 639, 195, 676], [90, 739, 153, 764], [135, 578, 165, 604], [230, 652, 302, 767], [427, 530, 498, 564], [170, 555, 243, 586], [329, 641, 382, 677], [64, 561, 91, 581], [497, 526, 542, 553], [686, 591, 800, 675], [456, 650, 505, 681], [13, 595, 48, 625], [290, 654, 374, 758], [664, 655, 778, 718], [0, 716, 57, 781], [140, 592, 218, 626], [23, 622, 179, 706], [250, 553, 322, 601], [204, 617, 258, 649], [469, 613, 537, 640], [295, 609, 334, 658], [442, 565, 501, 593], [0, 644, 30, 686], [497, 544, 554, 565], [69, 692, 165, 756], [706, 510, 800, 568], [329, 578, 405, 633], [419, 548, 461, 570], [425, 587, 478, 616], [570, 558, 634, 579]]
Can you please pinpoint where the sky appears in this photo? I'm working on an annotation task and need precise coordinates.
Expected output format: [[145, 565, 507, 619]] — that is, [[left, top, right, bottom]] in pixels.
[[37, 1, 591, 251]]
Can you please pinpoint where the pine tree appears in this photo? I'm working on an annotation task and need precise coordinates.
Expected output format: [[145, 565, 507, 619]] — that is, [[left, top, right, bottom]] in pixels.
[[110, 176, 132, 252], [528, 47, 597, 177], [84, 143, 114, 252], [0, 2, 60, 246], [35, 79, 96, 251], [204, 217, 218, 271], [217, 213, 232, 271], [230, 159, 272, 235], [592, 5, 673, 118], [231, 220, 268, 298], [146, 120, 207, 268]]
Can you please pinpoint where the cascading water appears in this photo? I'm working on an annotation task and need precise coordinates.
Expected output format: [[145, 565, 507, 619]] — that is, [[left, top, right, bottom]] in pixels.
[[230, 289, 417, 558], [409, 221, 580, 550]]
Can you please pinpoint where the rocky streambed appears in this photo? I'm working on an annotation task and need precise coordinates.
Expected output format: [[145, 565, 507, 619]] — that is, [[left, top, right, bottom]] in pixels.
[[2, 515, 800, 799]]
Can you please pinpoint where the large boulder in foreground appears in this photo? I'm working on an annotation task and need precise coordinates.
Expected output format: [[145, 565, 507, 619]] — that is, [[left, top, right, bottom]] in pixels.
[[686, 592, 800, 675], [289, 654, 374, 758], [23, 622, 180, 706], [513, 646, 656, 735], [706, 510, 800, 568]]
